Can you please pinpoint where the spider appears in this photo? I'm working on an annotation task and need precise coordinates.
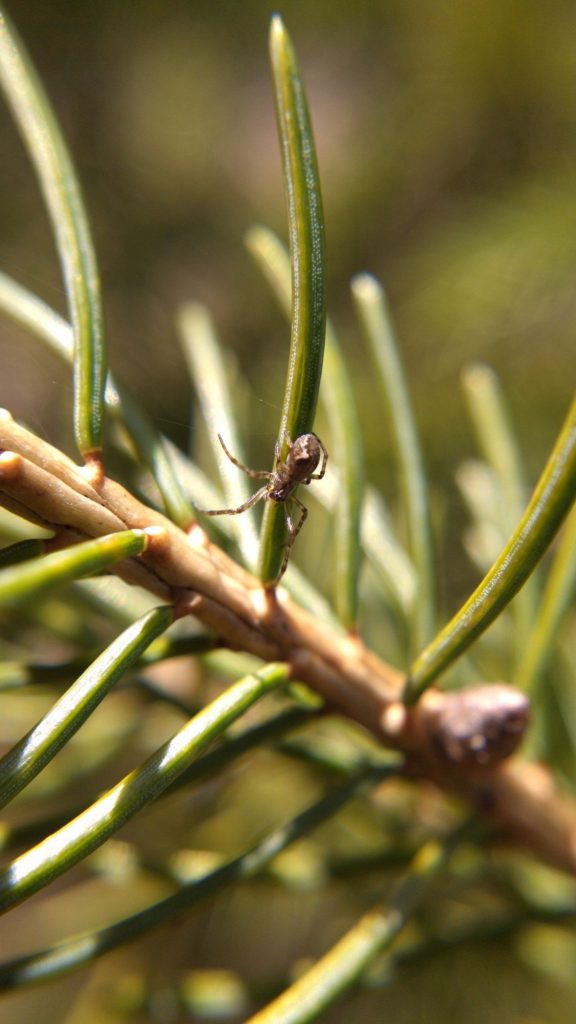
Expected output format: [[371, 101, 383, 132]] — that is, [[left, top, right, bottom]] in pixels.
[[201, 432, 328, 580]]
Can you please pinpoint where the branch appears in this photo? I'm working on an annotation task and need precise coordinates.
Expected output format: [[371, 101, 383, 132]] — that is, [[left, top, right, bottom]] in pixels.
[[2, 408, 576, 873]]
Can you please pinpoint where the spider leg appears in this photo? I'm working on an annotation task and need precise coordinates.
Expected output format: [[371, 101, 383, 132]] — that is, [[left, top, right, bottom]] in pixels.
[[278, 496, 308, 579], [274, 432, 293, 469], [200, 485, 269, 517], [217, 434, 271, 480], [310, 436, 328, 480]]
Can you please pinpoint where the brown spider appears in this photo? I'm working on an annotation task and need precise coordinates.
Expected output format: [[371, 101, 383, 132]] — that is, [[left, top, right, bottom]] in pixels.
[[201, 432, 328, 580]]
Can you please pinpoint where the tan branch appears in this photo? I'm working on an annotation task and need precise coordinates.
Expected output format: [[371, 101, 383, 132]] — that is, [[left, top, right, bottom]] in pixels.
[[2, 408, 576, 873]]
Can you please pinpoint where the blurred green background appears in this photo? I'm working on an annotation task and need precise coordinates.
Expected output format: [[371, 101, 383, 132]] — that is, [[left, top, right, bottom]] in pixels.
[[1, 1, 575, 1021], [1, 0, 574, 482]]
